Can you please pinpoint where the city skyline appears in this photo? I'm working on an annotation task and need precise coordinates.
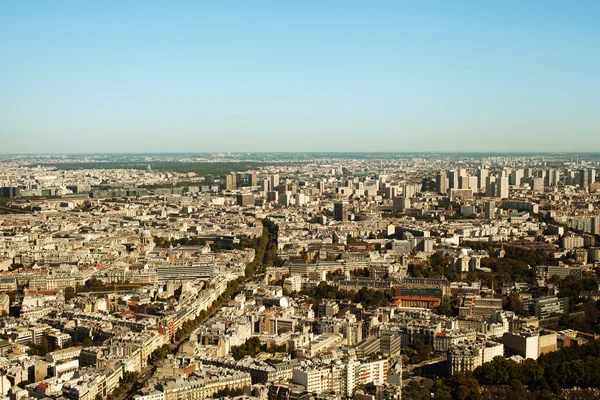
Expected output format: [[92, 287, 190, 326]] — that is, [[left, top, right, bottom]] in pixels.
[[2, 1, 600, 153]]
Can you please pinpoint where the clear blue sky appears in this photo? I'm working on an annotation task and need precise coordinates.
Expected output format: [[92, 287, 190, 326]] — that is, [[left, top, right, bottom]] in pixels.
[[1, 1, 599, 153]]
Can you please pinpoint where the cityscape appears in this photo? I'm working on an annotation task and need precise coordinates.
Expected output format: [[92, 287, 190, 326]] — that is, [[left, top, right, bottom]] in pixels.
[[2, 1, 600, 400], [1, 152, 600, 400]]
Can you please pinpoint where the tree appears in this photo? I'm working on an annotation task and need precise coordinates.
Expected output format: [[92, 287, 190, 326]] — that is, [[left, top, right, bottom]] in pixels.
[[448, 373, 482, 400], [65, 286, 76, 301], [435, 300, 454, 317], [404, 380, 430, 400], [504, 293, 524, 315], [549, 274, 562, 286]]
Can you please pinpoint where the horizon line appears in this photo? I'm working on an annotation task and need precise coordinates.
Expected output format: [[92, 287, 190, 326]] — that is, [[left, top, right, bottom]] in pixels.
[[1, 151, 598, 156]]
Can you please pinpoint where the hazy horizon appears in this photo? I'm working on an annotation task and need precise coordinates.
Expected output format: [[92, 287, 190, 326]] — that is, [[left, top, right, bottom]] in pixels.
[[2, 1, 599, 153]]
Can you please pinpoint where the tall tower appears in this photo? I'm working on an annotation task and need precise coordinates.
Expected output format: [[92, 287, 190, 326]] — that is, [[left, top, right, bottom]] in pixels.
[[436, 171, 448, 194], [580, 169, 589, 191], [270, 174, 280, 191], [496, 174, 509, 199], [448, 170, 458, 190], [484, 200, 496, 220], [333, 201, 349, 222], [477, 168, 488, 192], [588, 168, 596, 185]]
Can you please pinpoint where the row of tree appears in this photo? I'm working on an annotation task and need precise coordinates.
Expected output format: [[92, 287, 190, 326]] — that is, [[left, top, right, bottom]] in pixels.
[[175, 276, 245, 342], [245, 218, 283, 276]]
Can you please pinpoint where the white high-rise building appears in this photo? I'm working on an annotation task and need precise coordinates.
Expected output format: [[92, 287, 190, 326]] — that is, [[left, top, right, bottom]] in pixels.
[[550, 169, 561, 186], [496, 174, 509, 199], [477, 168, 489, 192], [510, 169, 523, 186], [270, 174, 279, 190]]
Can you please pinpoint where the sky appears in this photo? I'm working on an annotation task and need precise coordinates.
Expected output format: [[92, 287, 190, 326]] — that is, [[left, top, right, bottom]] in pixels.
[[1, 1, 599, 154]]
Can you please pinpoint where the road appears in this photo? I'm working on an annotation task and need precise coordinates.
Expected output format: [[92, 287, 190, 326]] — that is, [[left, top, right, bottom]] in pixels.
[[117, 366, 156, 400], [123, 278, 248, 399], [402, 354, 447, 384]]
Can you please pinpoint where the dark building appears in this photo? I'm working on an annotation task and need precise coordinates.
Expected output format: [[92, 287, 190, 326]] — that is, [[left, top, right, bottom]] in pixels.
[[580, 169, 589, 191], [236, 194, 255, 207], [333, 200, 349, 222], [1, 187, 21, 198]]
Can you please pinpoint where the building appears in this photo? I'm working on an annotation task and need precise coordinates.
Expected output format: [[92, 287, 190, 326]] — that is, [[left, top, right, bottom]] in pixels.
[[436, 171, 448, 194], [485, 176, 496, 196], [236, 194, 255, 207], [533, 296, 569, 320], [562, 234, 584, 250], [477, 168, 488, 192], [447, 341, 504, 375], [532, 177, 544, 193], [318, 299, 339, 317], [359, 359, 388, 385], [333, 201, 350, 222], [580, 169, 589, 191], [283, 275, 302, 293], [484, 200, 495, 220], [225, 173, 237, 191], [392, 196, 410, 212], [394, 295, 440, 309], [292, 359, 360, 397], [496, 175, 509, 199], [503, 330, 540, 360], [0, 293, 9, 315], [1, 187, 21, 198], [380, 332, 401, 357], [458, 295, 503, 320]]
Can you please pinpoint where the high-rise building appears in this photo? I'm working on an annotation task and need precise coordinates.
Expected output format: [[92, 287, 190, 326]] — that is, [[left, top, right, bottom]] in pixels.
[[384, 185, 397, 199], [250, 173, 258, 187], [485, 176, 496, 197], [236, 194, 255, 207], [266, 191, 278, 202], [403, 183, 420, 198], [580, 169, 589, 191], [294, 193, 306, 206], [550, 169, 561, 186], [588, 168, 596, 185], [468, 176, 478, 190], [270, 174, 280, 190], [591, 217, 600, 236], [496, 175, 509, 199], [540, 170, 549, 186], [448, 170, 459, 190], [1, 187, 20, 198], [225, 174, 237, 191], [334, 201, 350, 222], [392, 196, 410, 212], [278, 192, 291, 207], [532, 177, 544, 193], [436, 171, 448, 194], [477, 168, 489, 192], [484, 200, 496, 220], [509, 169, 523, 186], [261, 179, 270, 192], [318, 181, 325, 194]]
